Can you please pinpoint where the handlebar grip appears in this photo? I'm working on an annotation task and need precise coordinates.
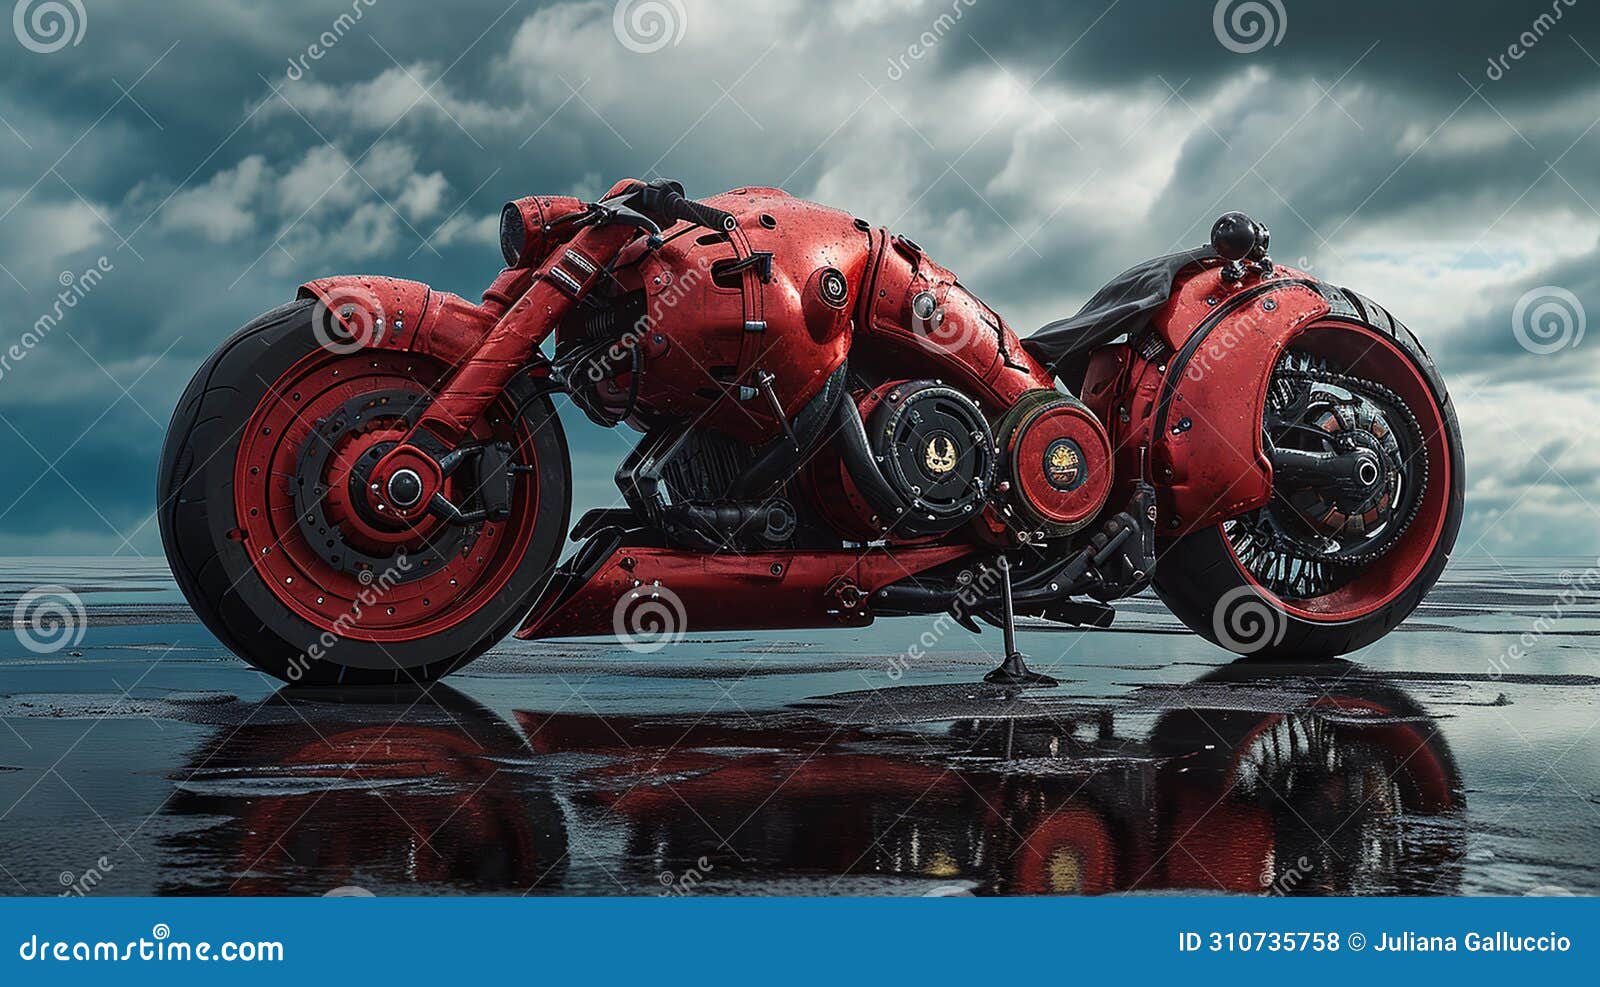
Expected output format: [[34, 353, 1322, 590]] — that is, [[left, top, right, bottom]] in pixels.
[[659, 190, 738, 232]]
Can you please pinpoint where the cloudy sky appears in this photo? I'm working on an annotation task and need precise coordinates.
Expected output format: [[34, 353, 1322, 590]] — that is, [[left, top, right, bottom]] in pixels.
[[0, 0, 1595, 559]]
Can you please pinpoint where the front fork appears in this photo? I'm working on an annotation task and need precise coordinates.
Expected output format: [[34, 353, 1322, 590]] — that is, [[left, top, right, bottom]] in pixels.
[[362, 205, 640, 525]]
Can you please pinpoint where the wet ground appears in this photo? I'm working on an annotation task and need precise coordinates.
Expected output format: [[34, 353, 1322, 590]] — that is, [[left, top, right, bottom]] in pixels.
[[1, 556, 1597, 896]]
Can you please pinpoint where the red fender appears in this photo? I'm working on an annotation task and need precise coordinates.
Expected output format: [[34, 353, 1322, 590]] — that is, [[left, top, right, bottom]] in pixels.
[[1145, 266, 1334, 535], [297, 275, 500, 367]]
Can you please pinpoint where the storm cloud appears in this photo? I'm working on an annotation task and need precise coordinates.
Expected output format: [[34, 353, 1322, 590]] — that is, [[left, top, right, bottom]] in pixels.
[[0, 0, 1596, 558]]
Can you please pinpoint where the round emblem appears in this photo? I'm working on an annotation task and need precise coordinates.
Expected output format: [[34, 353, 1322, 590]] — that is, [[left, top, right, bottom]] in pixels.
[[1043, 438, 1086, 491], [818, 268, 849, 306], [924, 434, 958, 475]]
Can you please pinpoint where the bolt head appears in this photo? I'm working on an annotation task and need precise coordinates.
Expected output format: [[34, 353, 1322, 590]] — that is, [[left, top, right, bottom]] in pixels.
[[386, 468, 424, 508]]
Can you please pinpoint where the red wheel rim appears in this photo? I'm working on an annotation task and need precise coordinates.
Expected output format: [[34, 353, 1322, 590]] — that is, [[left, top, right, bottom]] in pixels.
[[1227, 322, 1453, 621], [232, 349, 542, 642]]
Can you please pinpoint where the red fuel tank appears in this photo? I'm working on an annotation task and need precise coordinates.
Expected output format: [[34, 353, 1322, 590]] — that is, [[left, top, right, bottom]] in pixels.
[[605, 188, 869, 444]]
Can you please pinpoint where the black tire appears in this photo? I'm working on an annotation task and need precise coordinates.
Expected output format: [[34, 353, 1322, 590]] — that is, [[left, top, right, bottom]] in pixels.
[[157, 299, 571, 686], [1153, 291, 1465, 660]]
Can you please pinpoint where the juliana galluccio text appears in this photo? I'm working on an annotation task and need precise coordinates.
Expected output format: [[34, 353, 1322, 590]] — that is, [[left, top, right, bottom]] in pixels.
[[1373, 931, 1572, 952]]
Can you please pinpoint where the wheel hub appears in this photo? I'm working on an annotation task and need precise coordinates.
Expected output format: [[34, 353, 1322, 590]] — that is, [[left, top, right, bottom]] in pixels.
[[1277, 396, 1408, 547], [1227, 350, 1429, 600], [292, 389, 473, 584], [386, 468, 424, 508]]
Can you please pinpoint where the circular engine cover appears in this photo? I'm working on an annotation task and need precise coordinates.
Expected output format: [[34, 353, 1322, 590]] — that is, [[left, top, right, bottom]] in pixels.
[[862, 380, 996, 537], [1002, 390, 1112, 536]]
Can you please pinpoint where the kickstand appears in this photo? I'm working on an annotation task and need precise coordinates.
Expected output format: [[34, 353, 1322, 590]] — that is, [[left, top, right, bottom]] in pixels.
[[983, 556, 1058, 688]]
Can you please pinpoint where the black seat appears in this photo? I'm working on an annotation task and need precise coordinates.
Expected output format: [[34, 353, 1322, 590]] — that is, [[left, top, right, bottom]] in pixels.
[[1021, 246, 1216, 386]]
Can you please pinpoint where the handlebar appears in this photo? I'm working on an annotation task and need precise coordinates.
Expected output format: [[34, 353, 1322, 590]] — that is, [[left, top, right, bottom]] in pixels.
[[658, 189, 738, 232], [629, 181, 738, 232]]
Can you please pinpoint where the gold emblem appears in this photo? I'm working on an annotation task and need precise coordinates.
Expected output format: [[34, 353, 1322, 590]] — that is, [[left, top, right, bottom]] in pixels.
[[924, 435, 957, 474], [1045, 439, 1083, 489]]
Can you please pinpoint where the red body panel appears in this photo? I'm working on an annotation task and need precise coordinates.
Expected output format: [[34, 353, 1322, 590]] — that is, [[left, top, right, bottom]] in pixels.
[[517, 543, 976, 639], [858, 231, 1055, 411]]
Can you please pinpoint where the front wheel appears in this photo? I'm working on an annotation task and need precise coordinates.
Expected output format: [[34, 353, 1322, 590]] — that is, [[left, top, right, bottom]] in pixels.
[[158, 299, 571, 685], [1154, 294, 1464, 659]]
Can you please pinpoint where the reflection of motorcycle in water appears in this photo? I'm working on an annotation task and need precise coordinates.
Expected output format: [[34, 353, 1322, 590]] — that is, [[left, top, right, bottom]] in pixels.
[[1139, 662, 1462, 897], [162, 662, 1462, 895], [525, 660, 1464, 895], [160, 686, 567, 895]]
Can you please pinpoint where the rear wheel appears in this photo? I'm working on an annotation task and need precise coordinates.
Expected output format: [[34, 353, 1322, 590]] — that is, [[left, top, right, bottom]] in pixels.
[[1154, 296, 1464, 659], [158, 299, 570, 685]]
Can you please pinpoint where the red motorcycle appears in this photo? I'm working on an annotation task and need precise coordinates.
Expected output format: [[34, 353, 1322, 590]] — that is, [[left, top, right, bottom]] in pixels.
[[158, 179, 1464, 686]]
